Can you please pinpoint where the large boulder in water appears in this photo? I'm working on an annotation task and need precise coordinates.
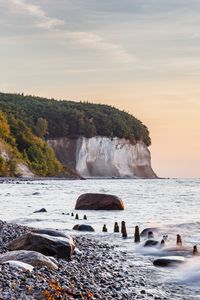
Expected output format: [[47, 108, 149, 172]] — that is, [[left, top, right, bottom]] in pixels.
[[75, 193, 125, 210], [0, 250, 58, 270], [8, 232, 75, 259]]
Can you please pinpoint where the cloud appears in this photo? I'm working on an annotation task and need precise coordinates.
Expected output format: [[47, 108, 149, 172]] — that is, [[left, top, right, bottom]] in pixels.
[[4, 0, 136, 63], [8, 0, 64, 29]]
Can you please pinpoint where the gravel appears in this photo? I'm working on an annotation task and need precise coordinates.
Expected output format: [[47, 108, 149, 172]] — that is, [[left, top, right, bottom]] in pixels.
[[0, 220, 191, 300]]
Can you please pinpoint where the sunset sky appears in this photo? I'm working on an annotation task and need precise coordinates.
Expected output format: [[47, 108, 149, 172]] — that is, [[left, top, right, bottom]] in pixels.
[[0, 0, 200, 178]]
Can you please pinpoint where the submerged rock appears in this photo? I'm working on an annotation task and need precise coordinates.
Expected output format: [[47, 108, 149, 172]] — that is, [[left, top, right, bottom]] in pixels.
[[75, 193, 125, 210], [153, 256, 186, 267], [33, 208, 47, 213], [73, 224, 95, 232], [8, 232, 75, 259], [0, 250, 58, 270]]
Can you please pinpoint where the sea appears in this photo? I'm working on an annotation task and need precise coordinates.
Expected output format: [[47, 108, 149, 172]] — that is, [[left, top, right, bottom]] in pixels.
[[0, 178, 200, 299]]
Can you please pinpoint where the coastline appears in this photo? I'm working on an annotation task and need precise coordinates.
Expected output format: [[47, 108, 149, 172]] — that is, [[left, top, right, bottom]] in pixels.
[[0, 220, 168, 300]]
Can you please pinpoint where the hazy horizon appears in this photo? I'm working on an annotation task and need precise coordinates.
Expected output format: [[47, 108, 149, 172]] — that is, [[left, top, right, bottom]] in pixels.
[[0, 0, 200, 178]]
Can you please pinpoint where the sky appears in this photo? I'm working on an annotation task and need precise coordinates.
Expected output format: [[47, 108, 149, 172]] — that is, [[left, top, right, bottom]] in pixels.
[[0, 0, 200, 178]]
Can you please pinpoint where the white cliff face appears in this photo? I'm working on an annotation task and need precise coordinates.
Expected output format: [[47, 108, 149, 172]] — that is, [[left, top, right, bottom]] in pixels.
[[48, 136, 157, 179]]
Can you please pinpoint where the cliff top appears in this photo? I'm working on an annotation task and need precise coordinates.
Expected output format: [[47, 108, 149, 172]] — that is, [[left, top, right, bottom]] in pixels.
[[0, 92, 151, 146]]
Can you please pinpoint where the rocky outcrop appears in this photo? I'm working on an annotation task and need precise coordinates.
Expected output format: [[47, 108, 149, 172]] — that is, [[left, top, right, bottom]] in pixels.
[[0, 140, 34, 178], [48, 136, 157, 179], [8, 232, 75, 259], [75, 193, 125, 210]]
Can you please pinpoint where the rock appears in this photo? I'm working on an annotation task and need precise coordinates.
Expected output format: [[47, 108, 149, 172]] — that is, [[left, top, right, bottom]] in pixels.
[[32, 192, 40, 195], [75, 193, 124, 210], [140, 227, 158, 237], [31, 229, 69, 238], [153, 256, 186, 267], [33, 208, 47, 213], [0, 250, 58, 270], [8, 232, 75, 259], [72, 224, 95, 232], [2, 260, 34, 272], [143, 240, 159, 247]]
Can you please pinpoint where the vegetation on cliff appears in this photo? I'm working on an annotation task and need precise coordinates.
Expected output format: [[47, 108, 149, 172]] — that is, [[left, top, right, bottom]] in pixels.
[[0, 110, 62, 177], [0, 93, 151, 146]]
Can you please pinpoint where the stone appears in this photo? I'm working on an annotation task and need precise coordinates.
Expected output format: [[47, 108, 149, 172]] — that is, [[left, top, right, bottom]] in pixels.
[[72, 224, 95, 232], [140, 228, 158, 237], [2, 260, 34, 272], [31, 229, 69, 238], [33, 208, 47, 213], [75, 193, 124, 210], [0, 250, 58, 270], [8, 232, 75, 259], [144, 240, 159, 247], [153, 256, 186, 267]]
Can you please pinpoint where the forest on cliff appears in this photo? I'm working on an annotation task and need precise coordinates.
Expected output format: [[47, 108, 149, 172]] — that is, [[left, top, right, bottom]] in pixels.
[[0, 92, 151, 177], [0, 93, 151, 145]]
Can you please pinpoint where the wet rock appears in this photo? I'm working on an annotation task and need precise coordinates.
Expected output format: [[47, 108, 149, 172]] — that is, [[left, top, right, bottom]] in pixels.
[[140, 228, 158, 237], [143, 240, 159, 247], [73, 224, 95, 232], [0, 250, 58, 270], [33, 208, 47, 213], [8, 232, 75, 259], [75, 193, 124, 210], [153, 256, 186, 267]]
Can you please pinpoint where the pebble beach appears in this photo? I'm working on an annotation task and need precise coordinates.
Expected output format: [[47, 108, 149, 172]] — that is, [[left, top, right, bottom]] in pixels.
[[0, 220, 174, 300]]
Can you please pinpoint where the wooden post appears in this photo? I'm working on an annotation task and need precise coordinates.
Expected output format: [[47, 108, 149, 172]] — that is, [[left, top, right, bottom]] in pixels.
[[83, 215, 87, 220], [102, 224, 108, 232], [176, 234, 182, 246], [114, 222, 119, 233], [121, 221, 127, 238], [75, 213, 79, 220], [134, 225, 140, 243], [147, 231, 154, 239], [193, 245, 198, 256]]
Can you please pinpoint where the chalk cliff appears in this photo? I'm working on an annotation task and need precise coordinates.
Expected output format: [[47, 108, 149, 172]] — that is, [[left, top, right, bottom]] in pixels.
[[48, 137, 157, 179]]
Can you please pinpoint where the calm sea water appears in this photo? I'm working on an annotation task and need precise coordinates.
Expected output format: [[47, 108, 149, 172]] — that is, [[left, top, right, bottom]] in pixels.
[[0, 179, 200, 298]]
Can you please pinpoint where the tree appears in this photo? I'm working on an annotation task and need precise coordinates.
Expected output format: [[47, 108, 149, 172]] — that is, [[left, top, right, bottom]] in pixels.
[[35, 118, 48, 137]]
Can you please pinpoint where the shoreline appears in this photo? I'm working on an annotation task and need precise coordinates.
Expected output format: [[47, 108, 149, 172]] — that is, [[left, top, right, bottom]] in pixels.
[[0, 220, 169, 300], [0, 176, 163, 183]]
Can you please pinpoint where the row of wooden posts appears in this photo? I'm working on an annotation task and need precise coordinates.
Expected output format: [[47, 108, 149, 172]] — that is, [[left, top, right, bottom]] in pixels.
[[102, 221, 140, 241], [72, 213, 198, 255]]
